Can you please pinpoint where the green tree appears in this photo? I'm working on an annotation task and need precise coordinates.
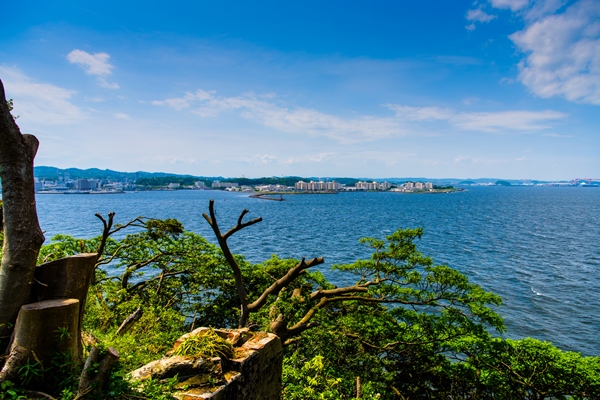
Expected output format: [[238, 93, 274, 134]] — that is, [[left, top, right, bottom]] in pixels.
[[16, 206, 600, 399]]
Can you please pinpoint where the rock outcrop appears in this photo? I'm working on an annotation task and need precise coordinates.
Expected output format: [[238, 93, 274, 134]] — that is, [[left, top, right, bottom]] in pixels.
[[131, 327, 283, 400]]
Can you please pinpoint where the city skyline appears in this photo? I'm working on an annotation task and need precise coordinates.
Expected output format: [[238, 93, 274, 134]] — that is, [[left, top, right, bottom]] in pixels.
[[1, 0, 599, 180]]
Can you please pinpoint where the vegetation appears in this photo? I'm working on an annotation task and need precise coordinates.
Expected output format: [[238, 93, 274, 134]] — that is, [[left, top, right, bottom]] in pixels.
[[1, 207, 598, 399], [171, 329, 234, 359], [31, 167, 367, 189], [222, 176, 302, 187], [2, 86, 599, 399], [135, 176, 207, 187], [496, 180, 512, 186], [33, 166, 216, 184]]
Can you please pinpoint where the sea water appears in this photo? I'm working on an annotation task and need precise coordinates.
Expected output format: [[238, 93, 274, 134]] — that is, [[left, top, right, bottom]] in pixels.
[[35, 186, 600, 355]]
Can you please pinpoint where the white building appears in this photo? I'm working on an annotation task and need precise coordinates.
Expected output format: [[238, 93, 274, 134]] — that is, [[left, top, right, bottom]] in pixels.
[[295, 180, 341, 191], [75, 179, 100, 191], [355, 181, 391, 191], [212, 181, 239, 189]]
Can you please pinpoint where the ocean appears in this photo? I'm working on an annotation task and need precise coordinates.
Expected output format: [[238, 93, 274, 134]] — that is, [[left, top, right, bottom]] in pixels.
[[35, 186, 600, 355]]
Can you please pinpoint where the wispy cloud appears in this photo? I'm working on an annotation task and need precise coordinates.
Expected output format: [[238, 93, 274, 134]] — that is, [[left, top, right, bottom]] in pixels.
[[114, 112, 130, 120], [67, 49, 119, 89], [542, 132, 573, 138], [385, 105, 453, 121], [154, 89, 567, 139], [154, 91, 407, 143], [387, 104, 566, 132], [467, 8, 497, 22], [489, 0, 530, 12], [251, 154, 278, 164], [465, 7, 496, 30], [453, 155, 519, 166], [151, 89, 214, 110], [495, 0, 600, 105], [451, 110, 566, 132], [0, 66, 86, 125]]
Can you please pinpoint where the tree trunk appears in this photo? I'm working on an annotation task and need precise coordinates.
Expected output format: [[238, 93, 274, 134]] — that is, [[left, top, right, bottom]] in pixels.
[[31, 253, 98, 355], [0, 79, 45, 342], [0, 299, 80, 384], [77, 345, 119, 398]]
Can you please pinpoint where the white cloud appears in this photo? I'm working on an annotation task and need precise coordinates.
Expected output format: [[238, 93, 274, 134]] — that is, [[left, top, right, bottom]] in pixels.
[[466, 8, 497, 22], [504, 0, 600, 105], [451, 110, 566, 132], [542, 132, 572, 137], [154, 90, 407, 143], [524, 0, 569, 20], [152, 89, 214, 110], [67, 49, 119, 89], [385, 105, 454, 121], [114, 113, 130, 120], [252, 154, 278, 164], [490, 0, 529, 11], [462, 97, 480, 105], [388, 104, 565, 132], [0, 66, 85, 125], [155, 89, 567, 140], [453, 155, 516, 165], [67, 49, 113, 75], [98, 78, 120, 90], [84, 96, 106, 103]]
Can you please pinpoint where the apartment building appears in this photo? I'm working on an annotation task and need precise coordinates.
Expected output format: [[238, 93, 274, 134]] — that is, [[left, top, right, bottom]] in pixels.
[[295, 180, 341, 191]]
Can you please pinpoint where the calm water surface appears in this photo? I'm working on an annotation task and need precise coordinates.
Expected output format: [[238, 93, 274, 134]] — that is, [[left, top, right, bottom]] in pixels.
[[36, 187, 600, 355]]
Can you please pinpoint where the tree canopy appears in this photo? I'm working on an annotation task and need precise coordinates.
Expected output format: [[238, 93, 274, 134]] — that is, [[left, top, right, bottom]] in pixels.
[[9, 205, 597, 399]]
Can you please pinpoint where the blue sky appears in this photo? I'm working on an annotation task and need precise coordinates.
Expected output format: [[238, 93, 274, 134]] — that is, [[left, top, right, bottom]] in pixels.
[[1, 0, 598, 179]]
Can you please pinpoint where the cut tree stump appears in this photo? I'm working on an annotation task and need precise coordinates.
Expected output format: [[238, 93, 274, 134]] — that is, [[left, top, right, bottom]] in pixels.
[[31, 253, 97, 355], [78, 345, 119, 398], [0, 299, 80, 385]]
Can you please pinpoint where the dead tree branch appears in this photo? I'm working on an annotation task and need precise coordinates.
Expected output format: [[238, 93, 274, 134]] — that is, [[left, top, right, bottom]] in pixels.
[[203, 199, 262, 327], [202, 201, 412, 340], [248, 257, 324, 312]]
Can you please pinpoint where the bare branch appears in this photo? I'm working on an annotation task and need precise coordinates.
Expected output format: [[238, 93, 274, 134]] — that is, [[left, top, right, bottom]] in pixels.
[[203, 199, 255, 327], [127, 270, 190, 294], [223, 209, 262, 240], [121, 254, 164, 289], [248, 257, 324, 312], [94, 212, 115, 265], [309, 285, 369, 301], [109, 216, 146, 236]]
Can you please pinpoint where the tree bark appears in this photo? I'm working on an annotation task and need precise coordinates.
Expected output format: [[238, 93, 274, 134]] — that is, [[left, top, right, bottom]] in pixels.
[[115, 307, 143, 336], [77, 345, 119, 398], [30, 253, 98, 356], [0, 79, 45, 341], [0, 299, 80, 384], [203, 200, 262, 328]]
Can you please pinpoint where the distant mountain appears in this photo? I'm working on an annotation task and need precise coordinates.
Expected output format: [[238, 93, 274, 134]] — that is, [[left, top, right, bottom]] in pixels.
[[34, 166, 221, 182], [32, 166, 557, 186]]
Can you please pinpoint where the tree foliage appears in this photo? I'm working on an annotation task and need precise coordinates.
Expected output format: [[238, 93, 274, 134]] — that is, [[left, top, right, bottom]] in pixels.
[[3, 205, 599, 399]]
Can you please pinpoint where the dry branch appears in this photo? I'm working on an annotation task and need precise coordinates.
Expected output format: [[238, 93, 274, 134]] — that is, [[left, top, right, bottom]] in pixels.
[[203, 199, 262, 327], [248, 257, 324, 312]]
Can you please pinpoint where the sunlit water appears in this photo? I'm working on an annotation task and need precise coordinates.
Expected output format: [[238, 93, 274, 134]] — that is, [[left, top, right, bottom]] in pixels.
[[35, 186, 600, 355]]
